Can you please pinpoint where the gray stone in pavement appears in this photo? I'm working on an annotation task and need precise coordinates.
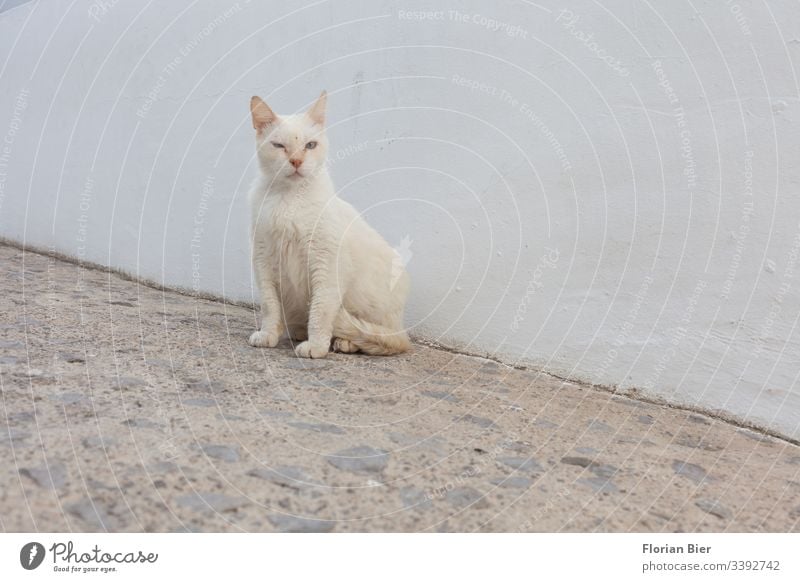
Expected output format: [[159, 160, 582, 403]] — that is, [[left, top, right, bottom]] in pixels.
[[67, 499, 119, 530], [589, 463, 619, 480], [458, 414, 496, 429], [326, 446, 389, 474], [198, 444, 240, 463], [7, 411, 35, 424], [176, 492, 249, 513], [420, 390, 458, 402], [247, 465, 320, 489], [1, 428, 31, 445], [677, 435, 723, 452], [183, 398, 217, 407], [497, 457, 543, 473], [561, 457, 619, 480], [399, 486, 433, 511], [695, 499, 733, 520], [83, 435, 117, 448], [587, 420, 613, 432], [184, 379, 226, 393], [738, 429, 776, 444], [49, 392, 89, 405], [446, 487, 488, 509], [0, 340, 24, 349], [490, 476, 534, 489], [288, 421, 345, 435], [268, 514, 335, 533], [20, 463, 67, 489], [113, 376, 148, 389], [123, 418, 162, 429], [672, 460, 710, 484]]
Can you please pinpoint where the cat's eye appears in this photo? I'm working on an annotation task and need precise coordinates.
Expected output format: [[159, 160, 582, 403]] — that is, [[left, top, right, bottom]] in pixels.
[[271, 142, 285, 149], [305, 141, 318, 150]]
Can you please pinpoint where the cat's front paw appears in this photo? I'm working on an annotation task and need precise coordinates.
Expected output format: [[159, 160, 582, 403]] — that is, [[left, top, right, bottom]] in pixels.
[[249, 330, 281, 348], [294, 340, 329, 359]]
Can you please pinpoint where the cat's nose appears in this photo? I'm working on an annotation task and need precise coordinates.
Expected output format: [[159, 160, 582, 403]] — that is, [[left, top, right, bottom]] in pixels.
[[289, 158, 303, 169]]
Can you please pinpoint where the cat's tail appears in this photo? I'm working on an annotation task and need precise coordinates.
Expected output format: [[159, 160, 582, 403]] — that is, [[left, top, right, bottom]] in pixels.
[[334, 310, 412, 356]]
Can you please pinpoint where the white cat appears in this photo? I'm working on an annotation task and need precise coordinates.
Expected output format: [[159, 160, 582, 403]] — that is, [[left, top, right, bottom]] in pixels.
[[247, 91, 411, 358]]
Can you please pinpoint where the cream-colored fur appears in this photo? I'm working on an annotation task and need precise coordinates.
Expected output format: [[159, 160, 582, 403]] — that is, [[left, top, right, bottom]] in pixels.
[[247, 91, 411, 358]]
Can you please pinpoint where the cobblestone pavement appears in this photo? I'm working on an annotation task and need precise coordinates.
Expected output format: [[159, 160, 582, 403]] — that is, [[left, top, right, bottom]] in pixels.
[[1, 244, 798, 532]]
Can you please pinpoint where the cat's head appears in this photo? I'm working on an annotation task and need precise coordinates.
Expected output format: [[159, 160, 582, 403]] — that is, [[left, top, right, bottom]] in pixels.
[[250, 91, 328, 183]]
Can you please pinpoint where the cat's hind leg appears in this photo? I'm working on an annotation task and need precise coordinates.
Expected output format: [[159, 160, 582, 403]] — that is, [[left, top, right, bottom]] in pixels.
[[332, 338, 359, 353], [333, 309, 411, 356]]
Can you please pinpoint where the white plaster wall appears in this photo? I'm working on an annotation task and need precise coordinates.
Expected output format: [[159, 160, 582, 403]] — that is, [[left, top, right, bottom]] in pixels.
[[2, 0, 799, 438]]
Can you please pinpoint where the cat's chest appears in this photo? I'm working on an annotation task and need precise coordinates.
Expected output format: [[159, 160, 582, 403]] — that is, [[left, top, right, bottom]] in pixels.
[[253, 199, 316, 268], [255, 198, 302, 237]]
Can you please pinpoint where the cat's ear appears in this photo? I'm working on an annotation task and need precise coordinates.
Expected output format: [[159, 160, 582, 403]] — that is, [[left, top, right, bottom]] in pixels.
[[250, 96, 277, 131], [306, 90, 327, 126]]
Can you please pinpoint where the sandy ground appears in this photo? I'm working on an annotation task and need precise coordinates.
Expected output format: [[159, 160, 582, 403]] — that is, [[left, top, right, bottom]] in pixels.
[[0, 244, 798, 532]]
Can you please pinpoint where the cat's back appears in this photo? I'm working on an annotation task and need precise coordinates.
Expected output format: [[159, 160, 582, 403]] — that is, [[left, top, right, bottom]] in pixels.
[[329, 196, 393, 251]]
